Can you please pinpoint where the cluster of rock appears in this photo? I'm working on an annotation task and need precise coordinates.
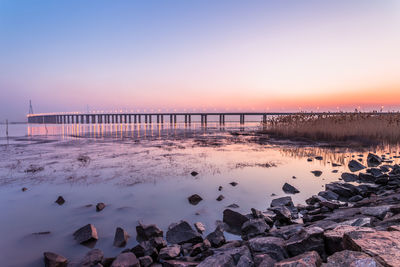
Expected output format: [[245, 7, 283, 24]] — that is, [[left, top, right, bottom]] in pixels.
[[44, 153, 400, 266]]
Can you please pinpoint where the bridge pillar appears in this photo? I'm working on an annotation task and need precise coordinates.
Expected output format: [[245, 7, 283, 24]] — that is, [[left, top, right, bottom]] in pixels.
[[134, 115, 137, 124], [161, 115, 164, 124], [263, 114, 267, 123], [170, 115, 173, 124], [157, 115, 160, 123], [138, 115, 141, 123], [129, 115, 131, 123], [174, 115, 177, 124], [149, 115, 152, 124], [145, 115, 148, 124]]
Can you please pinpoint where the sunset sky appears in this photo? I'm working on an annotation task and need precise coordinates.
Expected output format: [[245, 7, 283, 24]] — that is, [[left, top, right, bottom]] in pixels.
[[1, 0, 400, 121]]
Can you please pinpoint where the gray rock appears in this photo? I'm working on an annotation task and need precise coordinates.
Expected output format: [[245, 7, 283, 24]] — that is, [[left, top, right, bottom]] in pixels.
[[138, 256, 153, 267], [81, 249, 104, 266], [275, 251, 322, 267], [241, 218, 270, 240], [324, 250, 382, 267], [194, 222, 205, 234], [223, 209, 249, 235], [348, 195, 363, 202], [191, 171, 198, 177], [113, 227, 129, 247], [198, 245, 251, 267], [73, 224, 98, 244], [253, 254, 276, 267], [248, 236, 288, 261], [111, 252, 139, 267], [318, 190, 339, 201], [158, 244, 181, 260], [311, 171, 323, 177], [271, 206, 292, 223], [216, 195, 225, 201], [206, 227, 226, 247], [341, 173, 358, 182], [282, 183, 300, 194], [367, 153, 383, 167], [136, 223, 163, 241], [163, 260, 198, 266], [348, 160, 366, 172], [44, 252, 68, 267], [131, 240, 158, 259], [285, 227, 325, 259], [360, 205, 391, 220], [166, 221, 203, 245], [271, 196, 294, 208], [55, 196, 65, 205], [96, 202, 106, 212], [188, 194, 202, 205]]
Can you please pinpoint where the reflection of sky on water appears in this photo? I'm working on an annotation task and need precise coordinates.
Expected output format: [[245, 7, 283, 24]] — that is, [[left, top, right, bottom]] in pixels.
[[1, 123, 400, 266]]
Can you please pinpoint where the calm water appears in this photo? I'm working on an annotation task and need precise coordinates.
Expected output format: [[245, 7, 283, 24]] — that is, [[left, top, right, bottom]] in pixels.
[[0, 123, 399, 266]]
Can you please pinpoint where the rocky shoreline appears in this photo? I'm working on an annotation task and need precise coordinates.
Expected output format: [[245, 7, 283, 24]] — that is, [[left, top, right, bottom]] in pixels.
[[45, 153, 400, 266]]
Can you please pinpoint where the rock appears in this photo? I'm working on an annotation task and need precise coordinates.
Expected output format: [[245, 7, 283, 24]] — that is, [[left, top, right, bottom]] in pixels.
[[111, 252, 139, 267], [163, 260, 198, 267], [348, 160, 366, 172], [307, 158, 313, 162], [190, 240, 211, 257], [271, 196, 294, 208], [367, 153, 383, 167], [271, 206, 292, 223], [194, 222, 205, 234], [216, 195, 225, 201], [282, 183, 300, 194], [360, 205, 391, 220], [198, 245, 251, 267], [148, 236, 167, 250], [158, 244, 181, 260], [344, 229, 400, 266], [324, 250, 382, 267], [114, 227, 129, 247], [55, 196, 65, 205], [318, 190, 339, 201], [285, 227, 325, 259], [254, 254, 276, 267], [227, 203, 240, 209], [136, 223, 163, 241], [223, 209, 249, 234], [368, 168, 385, 177], [218, 186, 223, 191], [206, 227, 226, 247], [339, 217, 373, 227], [323, 225, 374, 255], [166, 221, 203, 245], [96, 202, 106, 212], [315, 156, 323, 160], [249, 236, 288, 261], [81, 249, 104, 266], [73, 224, 98, 244], [241, 218, 269, 240], [269, 224, 305, 240], [188, 194, 203, 205], [44, 252, 68, 267], [332, 163, 341, 167], [325, 182, 358, 199], [131, 241, 158, 259], [138, 256, 153, 267], [190, 171, 198, 177], [359, 173, 376, 183], [21, 187, 27, 192], [348, 195, 363, 202], [275, 251, 322, 267], [311, 171, 323, 177], [341, 173, 359, 182], [230, 182, 238, 186]]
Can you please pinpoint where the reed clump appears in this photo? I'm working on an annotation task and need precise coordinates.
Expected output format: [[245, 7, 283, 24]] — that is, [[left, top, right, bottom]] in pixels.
[[261, 112, 400, 145]]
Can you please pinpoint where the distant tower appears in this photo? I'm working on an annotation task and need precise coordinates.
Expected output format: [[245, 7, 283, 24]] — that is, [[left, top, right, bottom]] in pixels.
[[28, 100, 34, 114]]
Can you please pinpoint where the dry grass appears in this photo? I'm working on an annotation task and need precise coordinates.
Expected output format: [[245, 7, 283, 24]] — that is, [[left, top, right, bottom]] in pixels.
[[260, 112, 400, 145]]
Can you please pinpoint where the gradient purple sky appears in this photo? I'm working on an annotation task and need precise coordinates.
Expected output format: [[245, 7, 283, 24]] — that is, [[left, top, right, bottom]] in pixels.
[[1, 0, 400, 121]]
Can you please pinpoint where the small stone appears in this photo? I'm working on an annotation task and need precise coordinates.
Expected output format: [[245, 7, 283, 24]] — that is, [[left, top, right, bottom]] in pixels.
[[21, 187, 28, 192], [311, 170, 322, 177], [206, 227, 226, 247], [55, 196, 65, 205], [194, 222, 205, 234], [307, 158, 313, 162], [138, 256, 153, 267], [241, 219, 270, 240], [216, 195, 225, 201], [348, 195, 363, 202], [190, 171, 198, 177], [282, 183, 300, 194], [230, 182, 238, 186], [222, 209, 249, 235], [218, 186, 223, 191], [367, 153, 383, 167], [96, 202, 106, 212], [81, 249, 104, 267], [248, 236, 288, 261], [315, 156, 323, 160], [188, 194, 203, 205], [136, 223, 163, 241], [44, 252, 68, 267], [227, 203, 239, 209], [73, 224, 98, 244], [166, 221, 203, 245], [111, 252, 139, 267], [114, 227, 129, 247], [348, 160, 366, 172], [158, 244, 181, 260]]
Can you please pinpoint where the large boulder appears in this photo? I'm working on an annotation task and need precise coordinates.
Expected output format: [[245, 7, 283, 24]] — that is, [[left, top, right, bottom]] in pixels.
[[285, 227, 325, 259], [367, 153, 383, 167], [324, 250, 383, 267], [241, 218, 270, 240], [73, 224, 98, 244], [344, 229, 400, 266], [223, 209, 249, 234], [111, 252, 139, 267], [275, 251, 322, 267], [44, 252, 68, 267], [80, 249, 104, 266], [348, 160, 366, 172], [166, 221, 203, 245], [114, 227, 129, 247], [136, 223, 163, 241], [248, 236, 288, 261]]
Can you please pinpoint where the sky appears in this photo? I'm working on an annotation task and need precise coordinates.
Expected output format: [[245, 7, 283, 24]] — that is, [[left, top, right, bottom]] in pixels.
[[1, 0, 400, 121]]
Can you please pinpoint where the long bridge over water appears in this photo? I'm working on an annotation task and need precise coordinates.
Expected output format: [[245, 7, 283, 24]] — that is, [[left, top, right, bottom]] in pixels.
[[27, 112, 389, 125]]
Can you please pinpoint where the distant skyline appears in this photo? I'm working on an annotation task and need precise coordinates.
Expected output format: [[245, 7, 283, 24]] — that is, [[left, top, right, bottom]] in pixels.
[[1, 0, 400, 121]]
